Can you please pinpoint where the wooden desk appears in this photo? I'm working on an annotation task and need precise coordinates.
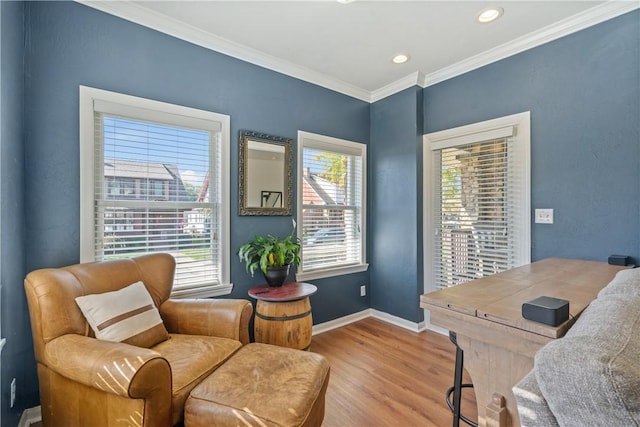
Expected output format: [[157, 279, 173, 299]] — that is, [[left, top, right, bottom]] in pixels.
[[248, 282, 317, 350], [420, 258, 629, 427]]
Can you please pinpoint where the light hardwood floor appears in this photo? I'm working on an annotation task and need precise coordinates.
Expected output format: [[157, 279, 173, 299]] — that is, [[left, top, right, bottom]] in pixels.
[[30, 318, 476, 427], [312, 317, 478, 427]]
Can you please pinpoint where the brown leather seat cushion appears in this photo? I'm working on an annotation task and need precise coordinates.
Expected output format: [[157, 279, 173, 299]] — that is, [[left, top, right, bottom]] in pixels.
[[184, 343, 330, 427], [152, 334, 242, 425]]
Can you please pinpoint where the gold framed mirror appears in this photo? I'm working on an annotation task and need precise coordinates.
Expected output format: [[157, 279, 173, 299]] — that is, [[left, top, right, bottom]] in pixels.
[[239, 130, 293, 216]]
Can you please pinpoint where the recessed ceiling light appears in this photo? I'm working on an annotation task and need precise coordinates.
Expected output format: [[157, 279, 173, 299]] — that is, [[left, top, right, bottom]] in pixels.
[[477, 7, 503, 23], [392, 54, 410, 64], [336, 0, 355, 4]]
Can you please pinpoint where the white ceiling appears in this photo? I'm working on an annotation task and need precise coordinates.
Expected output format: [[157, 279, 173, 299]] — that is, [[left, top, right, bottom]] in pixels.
[[83, 1, 638, 102]]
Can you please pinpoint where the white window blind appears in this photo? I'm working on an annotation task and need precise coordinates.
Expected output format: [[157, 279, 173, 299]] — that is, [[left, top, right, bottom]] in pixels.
[[80, 87, 231, 298], [297, 132, 368, 280], [425, 112, 530, 291]]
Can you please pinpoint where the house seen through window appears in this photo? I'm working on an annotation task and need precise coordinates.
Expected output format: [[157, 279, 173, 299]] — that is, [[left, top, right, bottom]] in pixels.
[[297, 131, 368, 281], [80, 87, 231, 298]]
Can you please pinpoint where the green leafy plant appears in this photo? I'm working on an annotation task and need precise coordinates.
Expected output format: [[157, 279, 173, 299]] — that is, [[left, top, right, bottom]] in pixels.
[[238, 223, 301, 276]]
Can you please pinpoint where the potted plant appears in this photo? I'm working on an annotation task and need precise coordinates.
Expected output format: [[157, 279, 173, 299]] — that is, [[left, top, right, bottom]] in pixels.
[[238, 222, 301, 287]]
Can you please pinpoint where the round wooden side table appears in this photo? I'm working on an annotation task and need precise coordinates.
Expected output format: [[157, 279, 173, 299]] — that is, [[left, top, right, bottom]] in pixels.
[[248, 282, 317, 351]]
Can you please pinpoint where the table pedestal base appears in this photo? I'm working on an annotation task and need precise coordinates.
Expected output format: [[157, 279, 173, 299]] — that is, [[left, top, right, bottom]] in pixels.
[[255, 297, 313, 350]]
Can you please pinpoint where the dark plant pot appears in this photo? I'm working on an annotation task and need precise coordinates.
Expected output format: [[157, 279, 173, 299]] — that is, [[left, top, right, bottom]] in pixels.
[[264, 264, 290, 287]]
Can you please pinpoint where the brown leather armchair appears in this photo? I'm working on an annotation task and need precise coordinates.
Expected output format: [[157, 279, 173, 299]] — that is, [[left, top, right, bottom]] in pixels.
[[24, 253, 253, 427]]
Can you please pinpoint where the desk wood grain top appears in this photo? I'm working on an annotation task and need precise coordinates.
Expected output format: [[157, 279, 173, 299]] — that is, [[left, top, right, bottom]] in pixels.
[[420, 258, 629, 338]]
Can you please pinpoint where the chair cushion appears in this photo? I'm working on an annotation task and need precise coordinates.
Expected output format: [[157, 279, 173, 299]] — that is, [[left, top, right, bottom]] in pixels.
[[185, 343, 330, 427], [151, 334, 242, 425], [534, 294, 640, 426], [74, 281, 168, 348], [512, 371, 559, 427], [597, 268, 640, 298], [566, 293, 639, 339]]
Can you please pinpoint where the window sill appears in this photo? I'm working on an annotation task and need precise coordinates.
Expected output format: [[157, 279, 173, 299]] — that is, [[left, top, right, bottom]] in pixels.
[[170, 283, 233, 299], [296, 263, 369, 282]]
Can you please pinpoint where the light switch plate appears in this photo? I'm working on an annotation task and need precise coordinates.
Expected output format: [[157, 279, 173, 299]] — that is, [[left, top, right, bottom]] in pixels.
[[535, 209, 554, 224]]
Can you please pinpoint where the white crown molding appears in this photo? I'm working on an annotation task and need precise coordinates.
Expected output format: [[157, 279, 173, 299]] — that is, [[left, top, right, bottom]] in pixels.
[[370, 71, 425, 103], [78, 1, 637, 103], [422, 1, 639, 88], [77, 0, 371, 102]]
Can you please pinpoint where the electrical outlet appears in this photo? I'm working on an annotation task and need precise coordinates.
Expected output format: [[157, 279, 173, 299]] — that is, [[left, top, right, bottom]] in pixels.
[[10, 378, 16, 408], [535, 208, 554, 224], [360, 285, 366, 297]]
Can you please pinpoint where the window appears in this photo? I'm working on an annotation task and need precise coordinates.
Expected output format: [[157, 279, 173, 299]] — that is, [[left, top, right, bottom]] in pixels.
[[107, 178, 136, 197], [80, 86, 231, 298], [149, 180, 164, 198], [296, 131, 368, 281], [423, 112, 530, 291]]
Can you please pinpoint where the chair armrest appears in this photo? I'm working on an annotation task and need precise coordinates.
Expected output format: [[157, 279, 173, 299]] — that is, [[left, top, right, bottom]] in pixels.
[[160, 299, 253, 344], [44, 334, 171, 399]]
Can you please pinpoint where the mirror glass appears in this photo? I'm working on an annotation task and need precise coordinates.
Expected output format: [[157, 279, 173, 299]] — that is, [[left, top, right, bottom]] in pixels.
[[239, 131, 293, 216]]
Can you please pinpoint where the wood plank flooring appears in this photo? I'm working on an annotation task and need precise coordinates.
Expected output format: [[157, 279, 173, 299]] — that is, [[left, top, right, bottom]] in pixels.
[[30, 318, 476, 427], [311, 317, 478, 427]]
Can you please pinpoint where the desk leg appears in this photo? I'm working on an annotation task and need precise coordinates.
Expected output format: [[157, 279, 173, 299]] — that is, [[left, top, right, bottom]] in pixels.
[[486, 394, 507, 427], [455, 334, 534, 427]]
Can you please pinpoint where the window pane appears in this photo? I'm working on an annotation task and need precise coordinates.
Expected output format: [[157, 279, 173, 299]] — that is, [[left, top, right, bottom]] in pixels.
[[301, 207, 361, 270], [299, 133, 365, 275], [433, 137, 514, 289], [96, 114, 220, 293]]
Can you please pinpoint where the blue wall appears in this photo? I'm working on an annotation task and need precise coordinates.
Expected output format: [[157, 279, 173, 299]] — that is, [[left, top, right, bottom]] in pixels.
[[424, 10, 640, 265], [23, 0, 370, 315], [2, 0, 638, 422], [1, 1, 29, 425], [369, 87, 425, 322], [8, 0, 370, 418]]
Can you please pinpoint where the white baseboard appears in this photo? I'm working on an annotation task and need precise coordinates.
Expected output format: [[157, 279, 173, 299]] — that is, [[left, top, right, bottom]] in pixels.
[[370, 309, 426, 333], [312, 309, 372, 335], [313, 308, 438, 335], [422, 308, 449, 336], [19, 405, 41, 427]]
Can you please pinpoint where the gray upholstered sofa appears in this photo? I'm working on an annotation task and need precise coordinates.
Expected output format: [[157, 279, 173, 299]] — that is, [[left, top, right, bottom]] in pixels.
[[513, 267, 640, 426]]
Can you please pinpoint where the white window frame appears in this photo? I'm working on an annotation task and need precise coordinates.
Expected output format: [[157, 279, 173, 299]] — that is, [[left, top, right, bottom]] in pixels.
[[79, 86, 232, 298], [296, 131, 368, 281], [423, 111, 531, 294]]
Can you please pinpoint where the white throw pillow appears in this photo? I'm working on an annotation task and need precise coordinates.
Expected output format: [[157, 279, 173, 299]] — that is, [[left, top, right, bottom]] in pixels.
[[75, 281, 168, 348]]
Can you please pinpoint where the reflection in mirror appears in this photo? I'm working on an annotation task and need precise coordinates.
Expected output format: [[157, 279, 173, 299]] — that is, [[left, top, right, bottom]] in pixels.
[[239, 131, 293, 216], [247, 140, 284, 207], [261, 191, 282, 208]]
